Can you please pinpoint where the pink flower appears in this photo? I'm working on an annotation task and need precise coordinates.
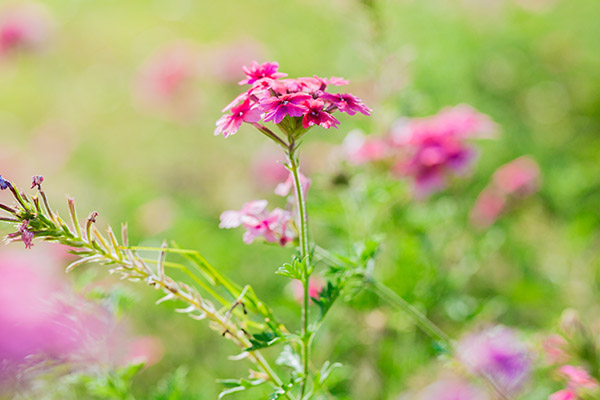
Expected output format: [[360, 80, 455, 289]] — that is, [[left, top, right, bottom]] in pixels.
[[559, 365, 598, 389], [0, 4, 52, 57], [291, 277, 323, 304], [457, 326, 531, 394], [492, 156, 540, 197], [124, 336, 164, 367], [18, 220, 34, 249], [549, 389, 576, 400], [274, 170, 311, 198], [469, 188, 506, 229], [319, 92, 371, 116], [214, 97, 262, 138], [390, 105, 495, 197], [239, 61, 287, 85], [542, 335, 569, 365], [302, 99, 340, 129], [260, 92, 311, 124], [219, 200, 295, 246], [343, 130, 389, 165]]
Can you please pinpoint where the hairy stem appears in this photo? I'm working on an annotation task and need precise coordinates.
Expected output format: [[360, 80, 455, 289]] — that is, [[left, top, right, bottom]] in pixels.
[[288, 146, 312, 399]]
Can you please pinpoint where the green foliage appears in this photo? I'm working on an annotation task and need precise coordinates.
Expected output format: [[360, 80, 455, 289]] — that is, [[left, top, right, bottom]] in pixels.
[[245, 331, 284, 352]]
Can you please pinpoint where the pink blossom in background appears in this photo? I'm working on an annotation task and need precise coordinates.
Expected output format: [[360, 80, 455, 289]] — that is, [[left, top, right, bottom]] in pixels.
[[208, 40, 266, 82], [492, 156, 540, 197], [549, 365, 598, 400], [0, 251, 139, 384], [342, 130, 389, 165], [542, 334, 569, 365], [291, 277, 323, 304], [219, 200, 295, 246], [0, 3, 52, 58], [134, 42, 200, 120], [274, 170, 311, 198], [457, 326, 531, 394], [124, 336, 164, 368], [390, 105, 495, 198], [251, 148, 289, 188], [470, 187, 506, 229], [417, 378, 489, 400], [470, 156, 541, 229]]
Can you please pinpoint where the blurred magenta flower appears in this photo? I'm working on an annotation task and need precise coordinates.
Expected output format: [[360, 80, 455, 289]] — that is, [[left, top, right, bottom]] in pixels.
[[416, 378, 489, 400], [391, 105, 495, 197], [470, 156, 540, 228], [0, 3, 52, 58], [342, 130, 389, 165], [291, 277, 323, 304], [457, 326, 531, 394], [134, 42, 199, 120], [123, 336, 164, 368], [549, 365, 598, 400], [251, 148, 289, 188], [0, 251, 139, 383], [492, 155, 540, 197], [542, 334, 570, 365], [219, 200, 295, 246]]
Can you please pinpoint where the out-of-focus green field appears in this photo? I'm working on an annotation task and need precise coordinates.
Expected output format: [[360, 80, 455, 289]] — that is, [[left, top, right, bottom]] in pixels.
[[1, 0, 599, 398]]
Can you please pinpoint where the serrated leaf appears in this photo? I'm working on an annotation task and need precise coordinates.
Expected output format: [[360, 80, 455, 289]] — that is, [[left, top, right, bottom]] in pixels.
[[312, 280, 341, 319], [275, 256, 305, 280]]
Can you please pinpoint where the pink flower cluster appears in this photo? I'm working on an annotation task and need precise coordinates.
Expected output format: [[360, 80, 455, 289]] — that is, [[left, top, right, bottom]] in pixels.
[[219, 168, 311, 246], [470, 156, 540, 229], [342, 105, 495, 197], [215, 61, 370, 138], [549, 365, 599, 400], [219, 200, 295, 246], [457, 326, 531, 394]]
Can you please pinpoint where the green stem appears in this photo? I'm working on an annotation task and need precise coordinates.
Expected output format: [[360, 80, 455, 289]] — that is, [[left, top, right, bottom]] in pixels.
[[288, 146, 311, 399]]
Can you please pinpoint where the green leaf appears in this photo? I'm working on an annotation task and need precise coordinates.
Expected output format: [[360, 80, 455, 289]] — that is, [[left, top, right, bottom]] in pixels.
[[218, 386, 246, 399], [245, 331, 283, 352], [317, 361, 342, 385], [275, 256, 305, 280], [217, 378, 267, 399]]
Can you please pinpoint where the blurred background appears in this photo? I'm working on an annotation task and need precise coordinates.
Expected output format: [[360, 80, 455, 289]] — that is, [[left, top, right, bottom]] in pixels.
[[0, 0, 599, 398]]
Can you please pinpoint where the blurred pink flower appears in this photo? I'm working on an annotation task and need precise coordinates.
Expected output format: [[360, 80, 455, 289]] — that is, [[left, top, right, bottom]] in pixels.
[[251, 148, 289, 188], [219, 200, 295, 246], [0, 4, 52, 57], [124, 336, 164, 368], [549, 365, 598, 400], [492, 156, 540, 197], [291, 277, 323, 304], [342, 130, 389, 165], [208, 40, 266, 82], [470, 187, 506, 229], [391, 105, 495, 197], [417, 378, 489, 400], [134, 42, 200, 120], [274, 170, 311, 198], [470, 156, 541, 229], [542, 334, 569, 365], [457, 326, 531, 394]]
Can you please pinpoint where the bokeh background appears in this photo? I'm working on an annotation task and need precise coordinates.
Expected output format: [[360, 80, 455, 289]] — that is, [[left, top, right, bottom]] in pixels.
[[0, 0, 599, 398]]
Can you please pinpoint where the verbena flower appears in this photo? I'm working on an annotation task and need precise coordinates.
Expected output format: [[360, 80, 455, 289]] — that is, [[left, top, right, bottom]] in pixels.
[[215, 60, 369, 141], [238, 61, 287, 85], [219, 200, 295, 246], [457, 326, 531, 395], [215, 97, 262, 138], [549, 365, 599, 400]]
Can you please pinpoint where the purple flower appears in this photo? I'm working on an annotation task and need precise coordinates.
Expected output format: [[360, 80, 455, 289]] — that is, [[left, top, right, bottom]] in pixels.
[[319, 92, 371, 116], [260, 92, 311, 124], [457, 326, 531, 394], [214, 97, 262, 138], [239, 61, 287, 85], [0, 175, 8, 190], [301, 99, 340, 129]]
